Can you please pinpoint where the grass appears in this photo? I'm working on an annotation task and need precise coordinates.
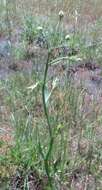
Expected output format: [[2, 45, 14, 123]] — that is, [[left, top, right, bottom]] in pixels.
[[0, 0, 102, 189], [1, 66, 102, 189], [1, 77, 102, 188]]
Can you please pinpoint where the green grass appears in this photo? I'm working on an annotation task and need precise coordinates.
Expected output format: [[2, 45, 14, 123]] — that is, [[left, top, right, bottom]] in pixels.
[[0, 62, 102, 189]]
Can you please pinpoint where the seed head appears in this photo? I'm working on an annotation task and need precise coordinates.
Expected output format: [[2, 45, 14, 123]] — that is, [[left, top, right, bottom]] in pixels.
[[65, 34, 71, 40], [37, 26, 43, 31], [59, 10, 64, 19]]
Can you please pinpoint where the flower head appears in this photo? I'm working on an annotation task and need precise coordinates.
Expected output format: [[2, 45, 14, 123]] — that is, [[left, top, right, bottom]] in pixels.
[[65, 34, 71, 40], [37, 26, 43, 31], [59, 10, 64, 20]]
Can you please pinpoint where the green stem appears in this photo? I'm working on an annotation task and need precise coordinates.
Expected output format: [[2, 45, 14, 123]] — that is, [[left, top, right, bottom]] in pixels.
[[42, 51, 52, 137], [42, 50, 54, 188]]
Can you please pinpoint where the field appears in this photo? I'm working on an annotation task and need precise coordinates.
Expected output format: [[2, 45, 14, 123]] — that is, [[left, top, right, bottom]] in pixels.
[[0, 0, 102, 189]]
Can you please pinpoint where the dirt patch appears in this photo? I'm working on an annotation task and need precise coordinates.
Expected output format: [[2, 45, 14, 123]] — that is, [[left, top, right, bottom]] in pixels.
[[10, 170, 47, 190], [69, 168, 96, 190], [68, 61, 102, 99]]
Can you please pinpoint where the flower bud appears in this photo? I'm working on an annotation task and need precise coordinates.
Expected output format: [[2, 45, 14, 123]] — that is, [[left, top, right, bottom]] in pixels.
[[65, 34, 71, 40], [59, 10, 64, 20], [37, 26, 43, 31]]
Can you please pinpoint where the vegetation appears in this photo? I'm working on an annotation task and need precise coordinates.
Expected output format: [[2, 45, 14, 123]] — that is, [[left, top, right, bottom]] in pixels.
[[0, 0, 102, 189]]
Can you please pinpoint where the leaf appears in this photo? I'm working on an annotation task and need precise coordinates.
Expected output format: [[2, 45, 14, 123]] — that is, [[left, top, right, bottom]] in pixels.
[[27, 81, 40, 91], [52, 77, 59, 90], [69, 55, 82, 62], [45, 78, 59, 104], [44, 88, 52, 104]]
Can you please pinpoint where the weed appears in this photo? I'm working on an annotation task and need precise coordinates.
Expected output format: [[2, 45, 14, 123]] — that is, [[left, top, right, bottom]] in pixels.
[[0, 1, 102, 189]]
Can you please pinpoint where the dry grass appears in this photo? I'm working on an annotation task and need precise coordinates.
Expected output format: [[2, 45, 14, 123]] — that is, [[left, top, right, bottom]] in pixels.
[[1, 0, 102, 27]]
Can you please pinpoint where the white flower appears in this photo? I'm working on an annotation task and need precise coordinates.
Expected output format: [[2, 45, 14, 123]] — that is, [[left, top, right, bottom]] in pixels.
[[65, 34, 71, 40], [37, 26, 43, 31], [59, 10, 64, 18]]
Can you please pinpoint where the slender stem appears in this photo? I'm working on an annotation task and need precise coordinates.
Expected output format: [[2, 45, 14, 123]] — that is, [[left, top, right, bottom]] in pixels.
[[42, 50, 54, 188], [44, 137, 54, 188], [42, 50, 52, 137]]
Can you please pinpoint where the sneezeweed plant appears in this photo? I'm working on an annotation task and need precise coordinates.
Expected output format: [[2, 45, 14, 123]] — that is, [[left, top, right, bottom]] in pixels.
[[45, 10, 66, 48], [56, 10, 65, 40], [65, 34, 71, 41], [58, 10, 64, 21], [37, 26, 43, 32], [20, 12, 68, 50]]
